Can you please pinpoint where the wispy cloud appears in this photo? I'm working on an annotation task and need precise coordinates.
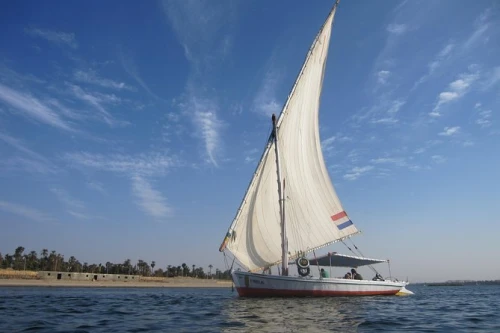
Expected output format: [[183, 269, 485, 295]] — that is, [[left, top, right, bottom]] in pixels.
[[184, 97, 224, 166], [63, 151, 179, 177], [0, 83, 74, 131], [387, 100, 405, 114], [413, 42, 455, 89], [413, 140, 443, 155], [474, 103, 492, 128], [161, 111, 186, 144], [371, 157, 407, 167], [0, 200, 52, 222], [253, 69, 282, 117], [414, 8, 495, 92], [74, 69, 135, 91], [438, 126, 460, 136], [321, 136, 337, 156], [371, 117, 399, 125], [64, 152, 177, 218], [25, 28, 78, 49], [161, 0, 236, 70], [463, 140, 474, 147], [377, 70, 391, 85], [370, 156, 421, 171], [0, 132, 50, 162], [67, 84, 127, 127], [431, 155, 446, 164], [0, 66, 46, 86], [244, 148, 259, 164], [131, 175, 171, 219], [162, 0, 235, 167], [321, 134, 352, 157], [119, 51, 162, 100], [67, 210, 90, 220], [50, 188, 85, 211], [86, 181, 106, 194], [462, 9, 492, 51], [0, 132, 63, 175], [386, 24, 408, 35], [481, 66, 500, 91], [431, 69, 478, 117], [343, 165, 374, 181]]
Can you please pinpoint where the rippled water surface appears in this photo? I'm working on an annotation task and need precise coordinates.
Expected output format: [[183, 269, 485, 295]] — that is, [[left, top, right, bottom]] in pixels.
[[1, 284, 499, 332]]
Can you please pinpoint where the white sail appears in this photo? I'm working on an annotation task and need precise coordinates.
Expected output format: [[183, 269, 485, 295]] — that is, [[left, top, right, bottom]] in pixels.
[[220, 3, 359, 272]]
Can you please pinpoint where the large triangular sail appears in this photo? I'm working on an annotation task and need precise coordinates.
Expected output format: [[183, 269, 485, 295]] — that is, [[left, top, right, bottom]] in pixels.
[[219, 2, 359, 272]]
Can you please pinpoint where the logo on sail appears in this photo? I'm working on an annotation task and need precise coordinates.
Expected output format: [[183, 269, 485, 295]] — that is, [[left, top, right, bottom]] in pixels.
[[330, 211, 353, 230]]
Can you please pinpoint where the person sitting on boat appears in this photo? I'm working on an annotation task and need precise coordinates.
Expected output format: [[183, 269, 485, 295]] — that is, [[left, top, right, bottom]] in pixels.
[[343, 272, 351, 279], [372, 273, 384, 281], [351, 268, 363, 280], [320, 268, 329, 278]]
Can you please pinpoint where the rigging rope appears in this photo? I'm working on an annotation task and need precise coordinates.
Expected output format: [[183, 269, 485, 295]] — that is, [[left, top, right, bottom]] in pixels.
[[313, 250, 321, 276], [341, 239, 379, 275]]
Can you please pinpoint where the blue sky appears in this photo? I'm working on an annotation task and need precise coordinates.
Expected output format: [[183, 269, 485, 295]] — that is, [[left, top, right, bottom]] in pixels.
[[0, 0, 499, 282]]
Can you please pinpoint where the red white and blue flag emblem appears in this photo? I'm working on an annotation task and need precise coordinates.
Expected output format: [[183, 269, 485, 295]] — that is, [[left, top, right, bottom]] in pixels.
[[330, 211, 353, 230]]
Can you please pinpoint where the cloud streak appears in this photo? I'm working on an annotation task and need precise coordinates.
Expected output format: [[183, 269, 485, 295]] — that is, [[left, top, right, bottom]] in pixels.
[[50, 188, 85, 211], [119, 51, 162, 100], [74, 69, 135, 91], [474, 103, 492, 128], [131, 176, 171, 219], [0, 200, 52, 222], [431, 69, 478, 117], [162, 0, 237, 167], [0, 83, 74, 131], [179, 97, 224, 166], [25, 28, 78, 49], [343, 166, 374, 181], [253, 69, 282, 117], [63, 151, 179, 177], [67, 84, 126, 127], [1, 156, 59, 175], [386, 24, 408, 35]]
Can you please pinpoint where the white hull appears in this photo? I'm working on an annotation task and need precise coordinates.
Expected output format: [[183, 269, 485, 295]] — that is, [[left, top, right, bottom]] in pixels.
[[232, 271, 408, 297]]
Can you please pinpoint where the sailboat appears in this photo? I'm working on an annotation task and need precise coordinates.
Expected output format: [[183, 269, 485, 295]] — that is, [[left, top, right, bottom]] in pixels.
[[219, 0, 411, 297]]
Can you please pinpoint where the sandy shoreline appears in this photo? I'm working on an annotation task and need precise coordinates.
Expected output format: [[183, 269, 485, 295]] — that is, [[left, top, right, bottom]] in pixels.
[[0, 278, 233, 288]]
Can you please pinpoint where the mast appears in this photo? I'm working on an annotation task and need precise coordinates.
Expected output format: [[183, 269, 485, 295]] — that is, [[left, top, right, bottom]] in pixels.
[[272, 113, 288, 276]]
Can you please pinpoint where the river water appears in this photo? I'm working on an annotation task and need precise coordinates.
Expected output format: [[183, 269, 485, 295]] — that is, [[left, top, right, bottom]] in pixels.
[[1, 284, 498, 332]]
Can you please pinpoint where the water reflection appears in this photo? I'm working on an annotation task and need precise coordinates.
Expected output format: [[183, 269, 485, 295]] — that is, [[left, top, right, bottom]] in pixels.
[[220, 296, 366, 332]]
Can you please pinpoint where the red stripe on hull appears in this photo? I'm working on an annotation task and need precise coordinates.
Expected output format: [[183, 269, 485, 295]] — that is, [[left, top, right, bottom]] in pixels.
[[236, 287, 399, 297]]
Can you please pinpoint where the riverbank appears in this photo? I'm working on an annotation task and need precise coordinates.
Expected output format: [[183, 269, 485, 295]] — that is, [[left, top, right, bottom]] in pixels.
[[0, 277, 233, 288]]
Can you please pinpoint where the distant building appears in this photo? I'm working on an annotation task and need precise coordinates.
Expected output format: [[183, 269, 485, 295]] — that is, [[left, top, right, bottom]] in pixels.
[[38, 271, 137, 281]]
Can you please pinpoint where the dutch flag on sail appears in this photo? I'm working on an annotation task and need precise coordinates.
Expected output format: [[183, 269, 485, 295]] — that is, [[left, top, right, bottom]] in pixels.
[[330, 211, 353, 230]]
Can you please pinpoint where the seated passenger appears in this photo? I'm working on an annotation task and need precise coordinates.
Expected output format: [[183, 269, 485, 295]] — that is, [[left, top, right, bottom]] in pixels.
[[372, 273, 384, 281], [320, 268, 329, 278], [351, 268, 363, 280], [343, 272, 352, 279]]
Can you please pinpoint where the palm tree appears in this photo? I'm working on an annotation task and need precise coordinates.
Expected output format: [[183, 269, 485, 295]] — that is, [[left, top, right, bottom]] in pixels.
[[208, 264, 213, 279], [14, 246, 25, 270], [192, 265, 196, 277], [151, 261, 156, 276], [41, 249, 48, 271], [167, 265, 172, 277], [27, 251, 38, 271]]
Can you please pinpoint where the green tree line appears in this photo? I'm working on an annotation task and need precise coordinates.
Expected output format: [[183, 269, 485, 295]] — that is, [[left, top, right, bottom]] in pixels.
[[0, 246, 232, 280]]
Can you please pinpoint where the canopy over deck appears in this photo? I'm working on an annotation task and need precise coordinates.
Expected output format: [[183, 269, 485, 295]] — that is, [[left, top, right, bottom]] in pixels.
[[308, 252, 388, 267]]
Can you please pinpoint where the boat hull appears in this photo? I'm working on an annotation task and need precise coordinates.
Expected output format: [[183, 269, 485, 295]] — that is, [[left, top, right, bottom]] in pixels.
[[232, 271, 407, 297]]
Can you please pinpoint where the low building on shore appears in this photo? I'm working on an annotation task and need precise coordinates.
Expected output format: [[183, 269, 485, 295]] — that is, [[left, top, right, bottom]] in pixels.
[[38, 271, 137, 282]]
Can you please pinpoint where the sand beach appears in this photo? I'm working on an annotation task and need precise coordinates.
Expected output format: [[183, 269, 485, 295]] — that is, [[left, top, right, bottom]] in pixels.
[[0, 269, 232, 288]]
